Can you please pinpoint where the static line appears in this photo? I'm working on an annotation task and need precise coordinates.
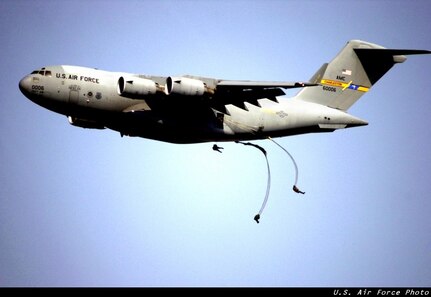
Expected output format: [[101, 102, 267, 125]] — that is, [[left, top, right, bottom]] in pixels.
[[268, 137, 305, 194], [268, 137, 298, 185], [258, 152, 271, 216], [235, 141, 271, 223]]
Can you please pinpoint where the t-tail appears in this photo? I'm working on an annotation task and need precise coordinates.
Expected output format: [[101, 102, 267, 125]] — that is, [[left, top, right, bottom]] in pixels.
[[296, 40, 431, 111]]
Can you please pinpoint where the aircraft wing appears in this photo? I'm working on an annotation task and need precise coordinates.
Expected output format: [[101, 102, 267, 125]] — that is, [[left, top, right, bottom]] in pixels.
[[216, 80, 317, 89], [120, 75, 317, 113], [212, 80, 317, 109]]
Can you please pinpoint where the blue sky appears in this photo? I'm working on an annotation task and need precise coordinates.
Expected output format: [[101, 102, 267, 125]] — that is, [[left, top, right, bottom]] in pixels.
[[1, 0, 431, 286]]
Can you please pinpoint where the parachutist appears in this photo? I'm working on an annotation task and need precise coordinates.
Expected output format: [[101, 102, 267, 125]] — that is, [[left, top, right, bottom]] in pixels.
[[212, 144, 224, 153], [293, 185, 305, 194], [254, 214, 260, 224]]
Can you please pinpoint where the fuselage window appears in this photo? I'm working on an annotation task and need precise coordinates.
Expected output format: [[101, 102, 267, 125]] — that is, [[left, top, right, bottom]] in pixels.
[[45, 70, 52, 77]]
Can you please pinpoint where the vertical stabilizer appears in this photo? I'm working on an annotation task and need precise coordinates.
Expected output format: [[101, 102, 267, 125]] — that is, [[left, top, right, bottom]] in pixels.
[[296, 40, 430, 111]]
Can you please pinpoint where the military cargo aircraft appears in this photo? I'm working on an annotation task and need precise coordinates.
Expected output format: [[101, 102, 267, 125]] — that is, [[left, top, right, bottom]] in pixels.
[[19, 40, 430, 144]]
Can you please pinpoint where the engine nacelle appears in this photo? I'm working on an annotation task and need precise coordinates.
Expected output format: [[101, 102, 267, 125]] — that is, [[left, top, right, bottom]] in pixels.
[[165, 76, 206, 96], [68, 116, 105, 129], [117, 76, 157, 97]]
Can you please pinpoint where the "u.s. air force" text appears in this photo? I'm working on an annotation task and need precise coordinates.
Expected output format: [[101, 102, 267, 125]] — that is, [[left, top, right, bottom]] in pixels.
[[56, 73, 99, 84]]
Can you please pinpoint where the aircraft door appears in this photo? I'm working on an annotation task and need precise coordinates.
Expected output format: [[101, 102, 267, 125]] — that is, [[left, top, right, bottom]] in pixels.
[[69, 90, 79, 105], [68, 84, 81, 105]]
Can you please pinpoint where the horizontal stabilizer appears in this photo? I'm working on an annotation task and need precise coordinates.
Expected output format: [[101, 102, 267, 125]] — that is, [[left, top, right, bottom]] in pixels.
[[353, 48, 431, 84], [354, 48, 431, 56]]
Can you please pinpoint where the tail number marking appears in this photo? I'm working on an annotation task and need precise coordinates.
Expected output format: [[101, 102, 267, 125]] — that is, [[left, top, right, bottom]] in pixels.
[[322, 86, 336, 92]]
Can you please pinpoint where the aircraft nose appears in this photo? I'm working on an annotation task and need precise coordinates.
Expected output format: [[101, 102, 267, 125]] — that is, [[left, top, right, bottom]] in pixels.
[[19, 75, 32, 95]]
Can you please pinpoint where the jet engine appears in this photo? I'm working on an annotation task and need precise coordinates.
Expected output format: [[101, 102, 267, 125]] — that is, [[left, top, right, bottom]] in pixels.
[[68, 116, 105, 129], [117, 76, 158, 97], [165, 76, 211, 96]]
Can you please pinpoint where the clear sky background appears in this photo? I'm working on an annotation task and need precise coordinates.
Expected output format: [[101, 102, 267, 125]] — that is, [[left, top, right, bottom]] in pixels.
[[1, 0, 430, 287]]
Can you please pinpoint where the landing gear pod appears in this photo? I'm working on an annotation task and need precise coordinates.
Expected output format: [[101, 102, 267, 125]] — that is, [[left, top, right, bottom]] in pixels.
[[68, 116, 105, 129]]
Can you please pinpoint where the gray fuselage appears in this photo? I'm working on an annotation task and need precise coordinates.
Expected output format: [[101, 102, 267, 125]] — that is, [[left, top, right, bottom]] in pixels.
[[19, 65, 367, 143]]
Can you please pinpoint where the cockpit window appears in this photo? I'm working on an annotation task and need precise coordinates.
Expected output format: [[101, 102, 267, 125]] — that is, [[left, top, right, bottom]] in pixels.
[[31, 69, 52, 76]]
